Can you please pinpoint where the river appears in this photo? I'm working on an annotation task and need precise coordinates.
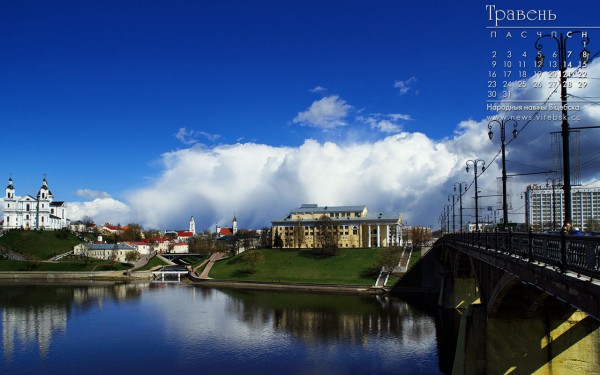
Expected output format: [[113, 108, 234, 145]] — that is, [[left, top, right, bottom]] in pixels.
[[0, 281, 457, 374]]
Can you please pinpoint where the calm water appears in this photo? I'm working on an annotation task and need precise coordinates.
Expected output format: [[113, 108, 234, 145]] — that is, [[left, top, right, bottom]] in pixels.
[[0, 282, 454, 375]]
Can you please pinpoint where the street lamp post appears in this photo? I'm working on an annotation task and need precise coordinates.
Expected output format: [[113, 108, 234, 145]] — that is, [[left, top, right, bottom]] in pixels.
[[535, 31, 591, 228], [454, 182, 467, 232], [448, 194, 457, 233], [466, 160, 486, 232], [439, 214, 444, 233], [445, 205, 451, 234], [487, 119, 518, 230], [546, 177, 559, 231]]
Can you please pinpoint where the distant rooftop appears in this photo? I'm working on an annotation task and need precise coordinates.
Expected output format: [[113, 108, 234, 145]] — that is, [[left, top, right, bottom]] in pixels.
[[291, 204, 366, 214]]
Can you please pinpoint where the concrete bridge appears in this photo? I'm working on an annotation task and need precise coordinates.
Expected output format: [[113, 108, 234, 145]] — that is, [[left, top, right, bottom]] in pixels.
[[152, 265, 189, 281], [391, 231, 600, 374]]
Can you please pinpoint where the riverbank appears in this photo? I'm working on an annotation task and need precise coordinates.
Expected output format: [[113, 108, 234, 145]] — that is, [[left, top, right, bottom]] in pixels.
[[0, 271, 154, 281], [185, 276, 388, 294]]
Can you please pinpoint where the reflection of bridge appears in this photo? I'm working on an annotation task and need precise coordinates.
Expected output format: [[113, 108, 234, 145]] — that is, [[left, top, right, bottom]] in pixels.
[[391, 232, 600, 373]]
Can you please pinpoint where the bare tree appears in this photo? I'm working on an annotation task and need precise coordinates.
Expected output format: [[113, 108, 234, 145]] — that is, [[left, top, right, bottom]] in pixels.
[[125, 251, 139, 264], [410, 227, 432, 248], [377, 246, 402, 273], [315, 215, 338, 255], [244, 250, 264, 272], [585, 217, 600, 232], [260, 227, 272, 249], [293, 221, 305, 249], [81, 216, 95, 225], [122, 223, 144, 242]]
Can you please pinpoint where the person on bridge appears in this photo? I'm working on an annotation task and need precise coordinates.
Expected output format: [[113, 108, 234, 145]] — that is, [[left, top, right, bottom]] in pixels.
[[571, 227, 584, 236]]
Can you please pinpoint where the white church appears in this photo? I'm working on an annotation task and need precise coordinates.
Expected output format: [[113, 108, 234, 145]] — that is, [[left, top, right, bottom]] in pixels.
[[2, 177, 69, 231]]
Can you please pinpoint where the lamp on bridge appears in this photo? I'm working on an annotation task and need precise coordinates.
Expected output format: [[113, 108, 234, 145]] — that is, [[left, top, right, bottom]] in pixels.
[[466, 160, 485, 232], [454, 182, 467, 233], [487, 119, 518, 231], [448, 194, 458, 233]]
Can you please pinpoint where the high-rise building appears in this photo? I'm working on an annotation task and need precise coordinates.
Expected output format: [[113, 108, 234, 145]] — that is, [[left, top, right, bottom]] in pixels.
[[524, 183, 600, 232]]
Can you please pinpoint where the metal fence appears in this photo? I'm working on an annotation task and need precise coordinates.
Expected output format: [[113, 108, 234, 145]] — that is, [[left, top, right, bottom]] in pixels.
[[446, 231, 600, 279]]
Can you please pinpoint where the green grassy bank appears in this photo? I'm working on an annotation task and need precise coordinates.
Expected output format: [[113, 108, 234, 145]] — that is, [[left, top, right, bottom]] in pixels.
[[0, 258, 130, 272], [209, 248, 386, 285], [0, 230, 81, 259]]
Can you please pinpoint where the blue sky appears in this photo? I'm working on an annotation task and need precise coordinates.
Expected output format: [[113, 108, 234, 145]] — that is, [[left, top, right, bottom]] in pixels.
[[1, 1, 600, 231]]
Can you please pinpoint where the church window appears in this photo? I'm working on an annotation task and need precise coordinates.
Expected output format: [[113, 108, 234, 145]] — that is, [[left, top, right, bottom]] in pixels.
[[26, 215, 29, 220], [26, 204, 30, 211]]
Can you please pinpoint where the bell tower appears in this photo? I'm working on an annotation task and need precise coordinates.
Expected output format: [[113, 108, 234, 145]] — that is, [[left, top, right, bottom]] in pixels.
[[5, 177, 14, 199], [189, 216, 196, 234]]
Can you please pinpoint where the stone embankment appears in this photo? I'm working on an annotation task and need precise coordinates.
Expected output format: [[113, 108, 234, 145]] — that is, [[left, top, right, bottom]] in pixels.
[[0, 271, 154, 281]]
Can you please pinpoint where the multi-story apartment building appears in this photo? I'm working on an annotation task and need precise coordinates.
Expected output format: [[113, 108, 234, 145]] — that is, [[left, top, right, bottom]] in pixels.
[[524, 183, 600, 231], [271, 204, 403, 249]]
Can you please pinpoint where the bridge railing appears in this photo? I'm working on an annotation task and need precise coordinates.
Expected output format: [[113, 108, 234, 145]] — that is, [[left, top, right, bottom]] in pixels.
[[446, 231, 600, 279]]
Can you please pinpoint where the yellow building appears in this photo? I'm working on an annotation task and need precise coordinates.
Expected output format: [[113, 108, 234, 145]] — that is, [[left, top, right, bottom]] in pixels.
[[271, 204, 403, 249]]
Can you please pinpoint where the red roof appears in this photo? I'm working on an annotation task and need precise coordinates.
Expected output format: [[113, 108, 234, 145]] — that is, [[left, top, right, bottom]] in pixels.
[[219, 228, 233, 236], [145, 238, 168, 243], [177, 231, 193, 237]]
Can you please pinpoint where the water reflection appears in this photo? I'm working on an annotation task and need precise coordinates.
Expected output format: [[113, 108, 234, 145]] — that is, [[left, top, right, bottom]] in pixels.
[[0, 281, 145, 360], [218, 289, 437, 349], [0, 283, 452, 374]]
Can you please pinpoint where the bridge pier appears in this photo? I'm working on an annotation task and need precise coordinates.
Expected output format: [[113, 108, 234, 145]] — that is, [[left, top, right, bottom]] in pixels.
[[453, 305, 600, 374], [438, 275, 478, 310]]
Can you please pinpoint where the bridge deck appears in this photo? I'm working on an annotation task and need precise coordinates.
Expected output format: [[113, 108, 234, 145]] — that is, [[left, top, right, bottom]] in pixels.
[[442, 232, 600, 321]]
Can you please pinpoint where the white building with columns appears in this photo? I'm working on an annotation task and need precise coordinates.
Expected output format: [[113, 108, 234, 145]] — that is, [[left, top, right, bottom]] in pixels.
[[271, 204, 403, 249], [3, 177, 68, 231]]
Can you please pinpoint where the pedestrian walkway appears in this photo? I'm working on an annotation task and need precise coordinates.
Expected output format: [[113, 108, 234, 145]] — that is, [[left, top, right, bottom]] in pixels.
[[197, 252, 226, 279], [375, 270, 389, 287]]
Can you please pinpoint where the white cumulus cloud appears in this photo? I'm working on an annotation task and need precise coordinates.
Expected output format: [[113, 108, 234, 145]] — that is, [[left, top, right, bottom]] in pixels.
[[394, 77, 417, 95], [74, 189, 112, 199], [68, 198, 131, 226], [292, 95, 352, 129], [175, 127, 221, 145]]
